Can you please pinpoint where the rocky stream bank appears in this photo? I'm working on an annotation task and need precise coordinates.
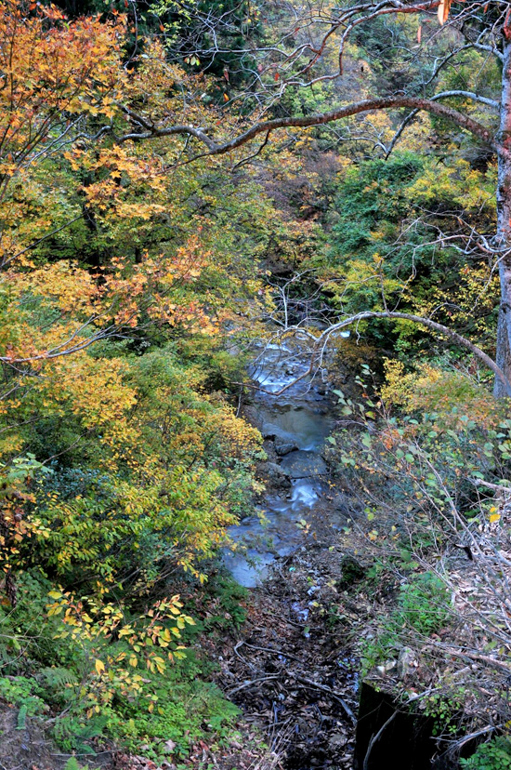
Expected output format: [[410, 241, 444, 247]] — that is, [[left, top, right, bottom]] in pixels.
[[215, 340, 362, 769], [211, 339, 462, 770]]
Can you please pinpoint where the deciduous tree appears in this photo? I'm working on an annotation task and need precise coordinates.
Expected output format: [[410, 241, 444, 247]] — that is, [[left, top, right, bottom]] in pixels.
[[101, 1, 511, 396]]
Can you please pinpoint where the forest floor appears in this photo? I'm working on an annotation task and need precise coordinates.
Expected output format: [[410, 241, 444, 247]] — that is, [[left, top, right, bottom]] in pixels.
[[0, 706, 115, 769], [198, 491, 366, 770], [114, 486, 365, 770]]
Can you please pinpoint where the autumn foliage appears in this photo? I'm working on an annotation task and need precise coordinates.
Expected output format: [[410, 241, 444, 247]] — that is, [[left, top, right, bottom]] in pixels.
[[0, 2, 270, 751]]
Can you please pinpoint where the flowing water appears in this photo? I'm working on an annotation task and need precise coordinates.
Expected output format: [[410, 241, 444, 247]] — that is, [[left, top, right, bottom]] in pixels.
[[223, 340, 337, 587]]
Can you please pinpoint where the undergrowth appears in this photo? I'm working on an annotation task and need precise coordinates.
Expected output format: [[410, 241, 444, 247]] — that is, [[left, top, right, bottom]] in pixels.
[[460, 737, 511, 769], [360, 572, 451, 674], [0, 569, 245, 762]]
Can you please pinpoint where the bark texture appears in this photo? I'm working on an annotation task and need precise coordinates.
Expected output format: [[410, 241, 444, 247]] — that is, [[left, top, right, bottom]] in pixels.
[[495, 41, 511, 396]]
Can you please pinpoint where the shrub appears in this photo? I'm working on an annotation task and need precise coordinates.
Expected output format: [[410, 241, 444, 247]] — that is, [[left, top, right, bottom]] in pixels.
[[396, 572, 450, 635], [360, 573, 451, 673], [460, 737, 511, 769]]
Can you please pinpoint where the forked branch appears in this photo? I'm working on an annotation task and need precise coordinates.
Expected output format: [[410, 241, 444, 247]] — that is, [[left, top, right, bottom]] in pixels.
[[268, 311, 511, 397]]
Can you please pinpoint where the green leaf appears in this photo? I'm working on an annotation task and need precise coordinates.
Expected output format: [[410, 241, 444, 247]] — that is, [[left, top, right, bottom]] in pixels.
[[16, 705, 27, 731]]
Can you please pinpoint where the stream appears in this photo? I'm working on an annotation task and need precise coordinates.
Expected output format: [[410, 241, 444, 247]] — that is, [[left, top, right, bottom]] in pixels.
[[223, 339, 340, 587], [220, 338, 443, 770]]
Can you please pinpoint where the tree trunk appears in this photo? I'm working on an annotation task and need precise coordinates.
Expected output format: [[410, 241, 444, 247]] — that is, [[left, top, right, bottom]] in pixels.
[[495, 40, 511, 397], [494, 307, 511, 397]]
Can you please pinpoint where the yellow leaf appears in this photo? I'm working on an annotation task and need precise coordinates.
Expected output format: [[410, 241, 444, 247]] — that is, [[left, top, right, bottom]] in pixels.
[[489, 513, 501, 523], [95, 659, 105, 674]]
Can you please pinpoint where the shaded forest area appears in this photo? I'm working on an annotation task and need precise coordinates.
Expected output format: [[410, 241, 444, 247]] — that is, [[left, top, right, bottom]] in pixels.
[[2, 0, 511, 768]]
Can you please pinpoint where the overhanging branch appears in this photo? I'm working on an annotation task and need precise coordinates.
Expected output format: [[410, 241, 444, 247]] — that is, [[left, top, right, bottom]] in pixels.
[[264, 310, 510, 398], [319, 311, 511, 396], [116, 96, 495, 155]]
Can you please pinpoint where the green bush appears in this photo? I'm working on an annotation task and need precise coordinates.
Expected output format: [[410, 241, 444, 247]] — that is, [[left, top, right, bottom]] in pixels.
[[206, 574, 249, 628], [460, 737, 511, 769], [0, 675, 47, 716], [104, 674, 240, 762], [397, 572, 450, 635], [361, 572, 451, 673], [0, 570, 242, 762]]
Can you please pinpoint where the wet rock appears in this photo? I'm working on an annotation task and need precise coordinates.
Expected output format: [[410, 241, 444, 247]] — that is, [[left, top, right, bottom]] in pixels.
[[258, 461, 291, 489], [242, 405, 261, 428], [279, 450, 327, 478], [265, 460, 291, 478], [275, 436, 298, 456], [260, 422, 295, 444], [262, 439, 278, 462]]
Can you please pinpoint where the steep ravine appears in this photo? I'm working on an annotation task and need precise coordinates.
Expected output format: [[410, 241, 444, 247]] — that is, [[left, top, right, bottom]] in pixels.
[[216, 340, 360, 769], [215, 341, 467, 770]]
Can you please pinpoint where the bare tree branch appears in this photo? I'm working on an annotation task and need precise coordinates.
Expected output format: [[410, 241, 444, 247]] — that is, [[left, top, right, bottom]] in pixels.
[[116, 96, 495, 156], [265, 310, 510, 397], [318, 311, 510, 395]]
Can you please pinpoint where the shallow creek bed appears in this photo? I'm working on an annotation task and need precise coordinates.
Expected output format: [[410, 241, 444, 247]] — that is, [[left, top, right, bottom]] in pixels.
[[208, 541, 360, 770], [214, 340, 360, 769]]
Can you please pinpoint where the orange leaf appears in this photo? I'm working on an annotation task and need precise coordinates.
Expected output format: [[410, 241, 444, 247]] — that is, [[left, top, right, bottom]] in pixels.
[[437, 0, 452, 25]]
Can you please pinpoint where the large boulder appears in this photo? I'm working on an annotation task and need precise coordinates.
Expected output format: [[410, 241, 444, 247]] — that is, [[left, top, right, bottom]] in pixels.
[[274, 435, 298, 456], [279, 450, 327, 478]]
